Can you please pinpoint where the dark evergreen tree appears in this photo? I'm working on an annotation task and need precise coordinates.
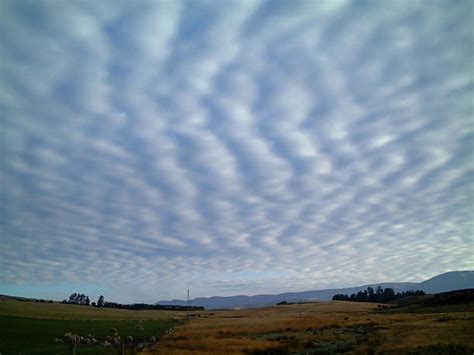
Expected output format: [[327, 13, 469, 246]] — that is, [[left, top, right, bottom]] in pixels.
[[333, 287, 425, 304], [332, 294, 350, 301], [382, 288, 395, 303], [367, 287, 375, 302]]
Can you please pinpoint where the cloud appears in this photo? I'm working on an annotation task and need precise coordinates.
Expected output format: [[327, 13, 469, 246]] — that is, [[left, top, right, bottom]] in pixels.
[[1, 0, 473, 303]]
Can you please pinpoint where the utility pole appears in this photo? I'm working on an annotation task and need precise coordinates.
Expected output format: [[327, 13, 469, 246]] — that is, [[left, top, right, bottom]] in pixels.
[[187, 289, 189, 307]]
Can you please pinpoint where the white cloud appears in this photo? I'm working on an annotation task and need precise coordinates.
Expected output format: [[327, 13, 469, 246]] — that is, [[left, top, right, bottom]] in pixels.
[[1, 0, 473, 303]]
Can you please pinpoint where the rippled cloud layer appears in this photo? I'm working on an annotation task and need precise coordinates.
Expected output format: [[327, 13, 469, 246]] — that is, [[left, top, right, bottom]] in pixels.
[[1, 0, 473, 303]]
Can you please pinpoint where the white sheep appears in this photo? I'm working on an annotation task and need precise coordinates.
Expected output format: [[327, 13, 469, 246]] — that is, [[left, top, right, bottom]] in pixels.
[[70, 335, 80, 344]]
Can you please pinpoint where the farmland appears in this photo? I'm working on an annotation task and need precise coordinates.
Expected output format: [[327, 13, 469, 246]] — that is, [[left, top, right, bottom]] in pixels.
[[1, 296, 473, 354], [150, 301, 474, 354], [0, 299, 178, 354]]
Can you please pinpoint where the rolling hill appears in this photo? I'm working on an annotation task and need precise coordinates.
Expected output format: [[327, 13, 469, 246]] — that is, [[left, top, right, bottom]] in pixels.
[[157, 271, 474, 309]]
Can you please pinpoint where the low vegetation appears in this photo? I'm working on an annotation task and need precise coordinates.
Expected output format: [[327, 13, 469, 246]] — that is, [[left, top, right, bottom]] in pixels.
[[151, 297, 474, 354], [0, 299, 180, 354], [382, 288, 474, 314], [1, 289, 473, 354], [0, 315, 175, 354]]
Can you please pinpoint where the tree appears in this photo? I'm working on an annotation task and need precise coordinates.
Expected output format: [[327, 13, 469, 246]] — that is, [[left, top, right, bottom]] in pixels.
[[332, 287, 425, 304], [355, 291, 367, 302], [367, 287, 375, 302], [66, 293, 90, 305], [69, 292, 78, 303], [382, 288, 395, 303], [332, 294, 349, 301], [98, 295, 105, 307]]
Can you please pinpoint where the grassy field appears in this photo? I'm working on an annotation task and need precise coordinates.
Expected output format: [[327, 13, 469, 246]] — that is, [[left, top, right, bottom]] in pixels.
[[0, 299, 179, 354], [0, 299, 178, 320], [148, 301, 474, 354], [1, 298, 473, 354]]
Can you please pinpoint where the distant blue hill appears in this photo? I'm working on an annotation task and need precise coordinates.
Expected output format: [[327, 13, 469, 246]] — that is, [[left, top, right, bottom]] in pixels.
[[157, 271, 474, 310]]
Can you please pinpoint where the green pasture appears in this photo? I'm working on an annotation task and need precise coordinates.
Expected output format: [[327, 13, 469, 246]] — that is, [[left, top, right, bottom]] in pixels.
[[0, 300, 177, 354]]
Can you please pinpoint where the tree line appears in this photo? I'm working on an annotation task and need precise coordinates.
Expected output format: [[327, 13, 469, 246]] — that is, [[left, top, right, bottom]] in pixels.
[[332, 287, 425, 303], [61, 292, 91, 305], [62, 293, 204, 311], [100, 301, 204, 311]]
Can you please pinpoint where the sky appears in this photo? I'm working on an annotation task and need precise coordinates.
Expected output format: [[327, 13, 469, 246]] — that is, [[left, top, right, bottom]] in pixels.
[[0, 0, 473, 304]]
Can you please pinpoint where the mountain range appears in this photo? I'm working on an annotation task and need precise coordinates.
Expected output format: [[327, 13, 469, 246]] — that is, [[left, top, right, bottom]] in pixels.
[[157, 270, 474, 309]]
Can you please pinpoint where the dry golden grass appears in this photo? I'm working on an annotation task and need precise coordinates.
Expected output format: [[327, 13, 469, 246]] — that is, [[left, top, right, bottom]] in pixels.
[[144, 301, 474, 354]]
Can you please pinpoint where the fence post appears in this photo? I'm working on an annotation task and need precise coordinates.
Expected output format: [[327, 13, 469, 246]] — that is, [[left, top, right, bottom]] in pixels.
[[69, 341, 76, 355]]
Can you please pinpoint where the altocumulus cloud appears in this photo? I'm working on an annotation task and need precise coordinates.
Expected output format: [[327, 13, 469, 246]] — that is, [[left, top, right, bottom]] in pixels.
[[0, 0, 473, 303]]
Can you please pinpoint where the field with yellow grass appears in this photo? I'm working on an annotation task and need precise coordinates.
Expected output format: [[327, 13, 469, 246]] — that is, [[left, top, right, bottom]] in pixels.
[[146, 301, 474, 354], [1, 296, 473, 354]]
